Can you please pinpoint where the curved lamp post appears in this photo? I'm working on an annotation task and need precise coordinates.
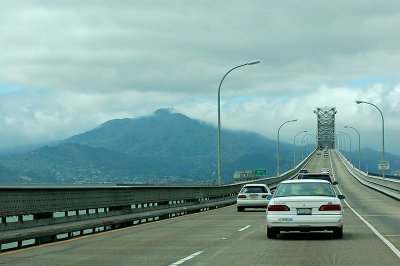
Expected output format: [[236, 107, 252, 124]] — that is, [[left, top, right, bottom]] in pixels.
[[344, 125, 361, 170], [301, 134, 311, 160], [277, 119, 297, 175], [217, 60, 260, 186], [293, 130, 307, 167], [336, 133, 346, 152], [339, 131, 352, 154], [339, 131, 352, 165], [306, 135, 315, 155], [356, 100, 385, 177]]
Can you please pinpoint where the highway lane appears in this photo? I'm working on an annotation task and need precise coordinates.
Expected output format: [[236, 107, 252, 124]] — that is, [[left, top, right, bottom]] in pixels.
[[330, 150, 400, 255], [1, 151, 399, 265]]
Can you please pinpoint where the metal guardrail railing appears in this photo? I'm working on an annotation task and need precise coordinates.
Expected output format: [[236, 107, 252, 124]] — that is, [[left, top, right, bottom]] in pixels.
[[335, 150, 400, 200], [0, 151, 315, 250]]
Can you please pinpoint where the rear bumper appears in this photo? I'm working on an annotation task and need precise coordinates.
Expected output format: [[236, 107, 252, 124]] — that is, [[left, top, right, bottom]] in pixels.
[[237, 199, 269, 207], [266, 215, 343, 230]]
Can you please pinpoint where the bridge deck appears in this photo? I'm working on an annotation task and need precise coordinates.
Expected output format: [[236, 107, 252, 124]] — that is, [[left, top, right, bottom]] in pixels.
[[0, 151, 399, 265]]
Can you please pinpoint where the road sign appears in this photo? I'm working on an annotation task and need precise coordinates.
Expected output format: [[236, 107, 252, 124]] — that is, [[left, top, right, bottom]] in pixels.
[[254, 169, 267, 176], [378, 161, 390, 170]]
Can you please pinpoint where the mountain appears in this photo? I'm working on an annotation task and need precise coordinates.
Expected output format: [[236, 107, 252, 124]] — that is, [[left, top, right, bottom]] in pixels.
[[0, 109, 298, 184], [5, 108, 395, 184]]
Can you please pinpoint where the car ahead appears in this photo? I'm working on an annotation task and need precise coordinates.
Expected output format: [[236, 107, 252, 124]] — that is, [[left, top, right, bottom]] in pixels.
[[320, 168, 330, 174], [298, 173, 338, 185], [324, 151, 329, 156], [237, 184, 271, 212], [266, 179, 345, 239], [297, 169, 309, 178]]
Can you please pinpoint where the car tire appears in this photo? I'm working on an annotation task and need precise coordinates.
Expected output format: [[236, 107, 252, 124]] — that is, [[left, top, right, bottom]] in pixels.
[[267, 227, 278, 239], [237, 206, 244, 212], [333, 227, 343, 239]]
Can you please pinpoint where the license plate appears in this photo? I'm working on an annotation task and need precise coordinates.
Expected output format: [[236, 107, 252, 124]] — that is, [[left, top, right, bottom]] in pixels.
[[249, 194, 258, 199], [297, 208, 312, 215]]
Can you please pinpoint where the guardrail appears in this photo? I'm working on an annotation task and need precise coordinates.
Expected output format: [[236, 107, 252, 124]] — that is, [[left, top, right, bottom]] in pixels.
[[0, 151, 315, 250], [335, 150, 400, 200]]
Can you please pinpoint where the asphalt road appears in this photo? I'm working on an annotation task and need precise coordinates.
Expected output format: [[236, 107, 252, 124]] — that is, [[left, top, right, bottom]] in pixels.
[[1, 151, 399, 265]]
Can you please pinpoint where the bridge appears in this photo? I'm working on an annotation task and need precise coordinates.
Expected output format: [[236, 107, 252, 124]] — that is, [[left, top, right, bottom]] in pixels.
[[0, 108, 399, 265]]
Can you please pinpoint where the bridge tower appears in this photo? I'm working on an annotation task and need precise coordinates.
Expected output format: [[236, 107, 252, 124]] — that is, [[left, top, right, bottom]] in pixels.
[[314, 107, 337, 149]]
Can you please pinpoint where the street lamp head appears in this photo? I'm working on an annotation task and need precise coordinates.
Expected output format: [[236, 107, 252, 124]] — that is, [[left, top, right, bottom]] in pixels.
[[246, 60, 260, 65], [291, 119, 298, 122], [344, 126, 349, 128], [356, 100, 364, 104]]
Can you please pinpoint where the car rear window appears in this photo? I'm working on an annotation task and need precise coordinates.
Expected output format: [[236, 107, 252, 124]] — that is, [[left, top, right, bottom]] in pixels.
[[241, 186, 267, 193], [300, 174, 332, 183], [274, 182, 335, 197]]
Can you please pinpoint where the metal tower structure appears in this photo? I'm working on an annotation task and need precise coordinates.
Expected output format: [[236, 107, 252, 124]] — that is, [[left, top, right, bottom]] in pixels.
[[314, 107, 337, 149]]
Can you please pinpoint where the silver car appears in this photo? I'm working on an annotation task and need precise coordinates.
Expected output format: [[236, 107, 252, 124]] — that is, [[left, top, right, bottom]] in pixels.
[[237, 184, 271, 212]]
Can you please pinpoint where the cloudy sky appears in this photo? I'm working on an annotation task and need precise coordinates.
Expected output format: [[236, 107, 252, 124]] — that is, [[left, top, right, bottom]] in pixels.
[[1, 1, 400, 156]]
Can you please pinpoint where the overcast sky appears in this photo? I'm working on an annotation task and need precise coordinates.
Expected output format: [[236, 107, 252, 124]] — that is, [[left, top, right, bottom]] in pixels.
[[1, 1, 400, 156]]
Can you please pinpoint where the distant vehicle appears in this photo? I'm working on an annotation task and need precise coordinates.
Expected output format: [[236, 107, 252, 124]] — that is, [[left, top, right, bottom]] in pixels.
[[266, 179, 345, 239], [324, 151, 329, 156], [298, 169, 309, 178], [298, 173, 338, 185], [320, 168, 330, 174], [236, 184, 271, 212]]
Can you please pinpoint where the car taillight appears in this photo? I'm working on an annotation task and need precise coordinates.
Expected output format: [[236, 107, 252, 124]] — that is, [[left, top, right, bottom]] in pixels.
[[268, 205, 290, 211], [319, 204, 341, 211], [237, 195, 247, 198], [261, 195, 267, 198]]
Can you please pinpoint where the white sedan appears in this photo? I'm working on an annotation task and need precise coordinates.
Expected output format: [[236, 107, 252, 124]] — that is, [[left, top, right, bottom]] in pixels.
[[266, 179, 345, 239], [320, 168, 330, 174], [236, 184, 271, 212]]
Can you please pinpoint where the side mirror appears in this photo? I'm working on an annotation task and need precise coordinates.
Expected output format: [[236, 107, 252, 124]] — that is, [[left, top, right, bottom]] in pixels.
[[332, 181, 338, 185], [267, 195, 273, 200], [338, 194, 346, 200]]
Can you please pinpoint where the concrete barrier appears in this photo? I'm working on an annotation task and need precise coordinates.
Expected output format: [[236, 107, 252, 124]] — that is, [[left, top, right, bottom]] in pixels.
[[335, 150, 400, 200], [0, 151, 315, 250]]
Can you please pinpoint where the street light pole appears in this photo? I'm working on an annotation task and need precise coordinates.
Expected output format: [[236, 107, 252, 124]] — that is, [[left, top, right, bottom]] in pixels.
[[345, 125, 361, 170], [356, 100, 385, 177], [301, 134, 311, 159], [339, 131, 352, 154], [337, 133, 346, 152], [277, 119, 297, 175], [339, 131, 352, 165], [217, 60, 260, 186], [306, 135, 314, 155], [293, 130, 307, 167]]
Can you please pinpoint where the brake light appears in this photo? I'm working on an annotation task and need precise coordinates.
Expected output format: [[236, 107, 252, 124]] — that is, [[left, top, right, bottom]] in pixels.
[[268, 205, 290, 211], [261, 195, 267, 198], [319, 204, 341, 211], [237, 195, 247, 199]]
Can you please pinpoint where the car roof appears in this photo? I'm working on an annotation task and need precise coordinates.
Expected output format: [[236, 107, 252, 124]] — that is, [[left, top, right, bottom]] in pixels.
[[280, 179, 331, 184], [301, 173, 330, 176], [242, 183, 268, 187]]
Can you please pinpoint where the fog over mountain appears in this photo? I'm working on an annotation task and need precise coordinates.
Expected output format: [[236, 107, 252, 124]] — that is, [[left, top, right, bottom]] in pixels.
[[0, 109, 398, 184]]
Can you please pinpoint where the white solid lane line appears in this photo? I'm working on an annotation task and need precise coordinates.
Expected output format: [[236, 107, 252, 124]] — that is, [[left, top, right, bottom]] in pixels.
[[340, 191, 400, 259], [170, 251, 204, 266], [238, 225, 251, 232], [330, 152, 400, 259]]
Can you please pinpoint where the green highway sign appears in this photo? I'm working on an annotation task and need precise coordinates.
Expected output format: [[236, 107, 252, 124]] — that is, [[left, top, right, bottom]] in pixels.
[[254, 169, 267, 176]]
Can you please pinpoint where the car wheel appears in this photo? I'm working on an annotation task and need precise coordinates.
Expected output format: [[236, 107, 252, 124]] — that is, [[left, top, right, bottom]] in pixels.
[[333, 227, 343, 239], [237, 206, 244, 212], [267, 227, 278, 239]]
